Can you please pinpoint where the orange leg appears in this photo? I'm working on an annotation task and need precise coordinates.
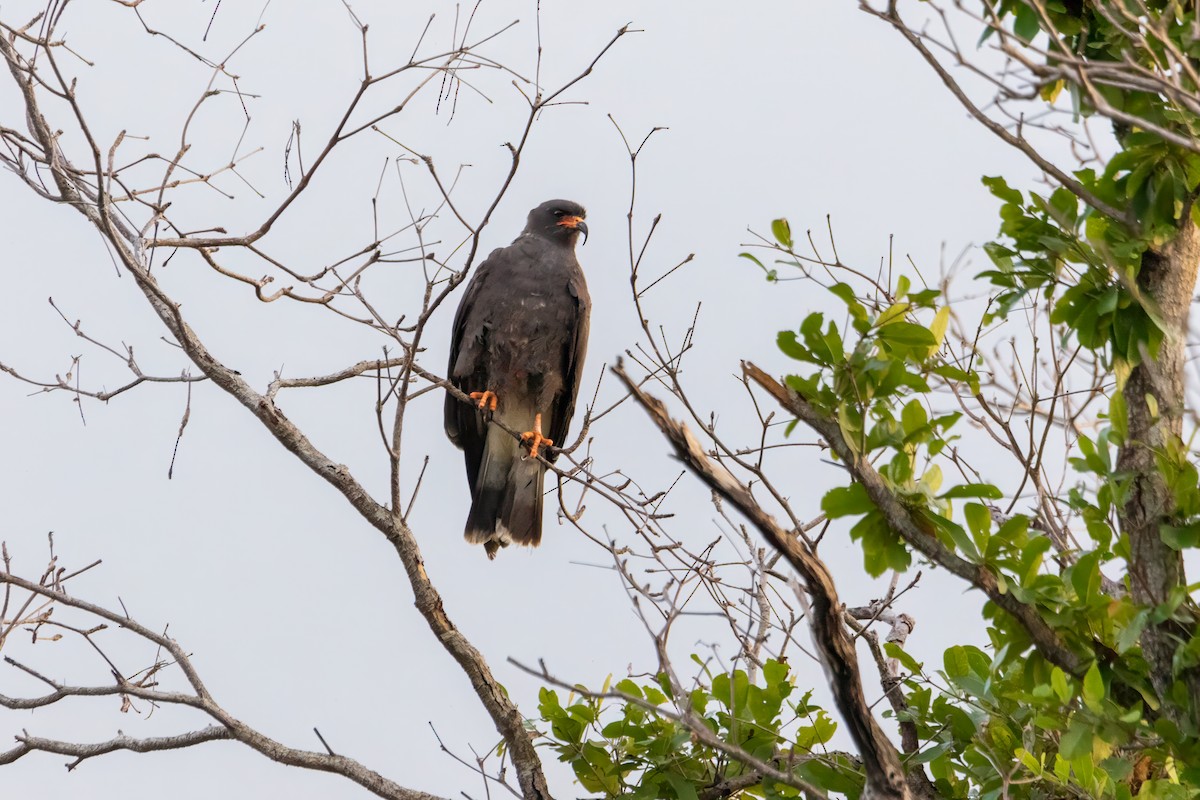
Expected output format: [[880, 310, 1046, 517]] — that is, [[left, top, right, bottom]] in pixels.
[[469, 390, 498, 411], [520, 412, 554, 459]]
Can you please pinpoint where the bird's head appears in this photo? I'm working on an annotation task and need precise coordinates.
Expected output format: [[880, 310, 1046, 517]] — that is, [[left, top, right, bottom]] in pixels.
[[526, 199, 588, 246]]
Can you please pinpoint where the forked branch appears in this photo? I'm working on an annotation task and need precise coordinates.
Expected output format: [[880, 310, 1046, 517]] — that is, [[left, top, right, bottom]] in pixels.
[[0, 565, 445, 800], [741, 361, 1087, 676], [611, 361, 914, 800]]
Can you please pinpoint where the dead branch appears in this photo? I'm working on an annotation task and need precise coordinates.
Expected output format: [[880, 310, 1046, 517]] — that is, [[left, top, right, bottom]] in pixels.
[[0, 564, 446, 800]]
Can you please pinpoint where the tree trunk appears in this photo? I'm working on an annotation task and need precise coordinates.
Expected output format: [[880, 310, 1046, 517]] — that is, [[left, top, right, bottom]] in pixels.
[[1117, 219, 1200, 716]]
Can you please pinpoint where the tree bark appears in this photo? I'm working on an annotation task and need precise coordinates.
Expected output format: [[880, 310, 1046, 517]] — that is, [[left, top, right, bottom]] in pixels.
[[1117, 219, 1200, 716]]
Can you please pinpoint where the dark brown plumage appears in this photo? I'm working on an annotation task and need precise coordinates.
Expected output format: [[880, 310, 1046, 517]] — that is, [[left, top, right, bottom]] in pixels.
[[444, 200, 591, 558]]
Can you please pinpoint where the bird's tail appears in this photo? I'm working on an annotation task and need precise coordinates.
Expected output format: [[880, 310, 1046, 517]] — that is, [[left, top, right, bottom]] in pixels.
[[465, 419, 545, 558]]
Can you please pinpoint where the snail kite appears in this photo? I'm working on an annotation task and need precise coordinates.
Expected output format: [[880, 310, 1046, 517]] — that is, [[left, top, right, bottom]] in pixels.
[[444, 199, 591, 558]]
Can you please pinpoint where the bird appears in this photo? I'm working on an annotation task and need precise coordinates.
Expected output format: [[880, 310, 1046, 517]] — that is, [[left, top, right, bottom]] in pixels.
[[444, 199, 591, 559]]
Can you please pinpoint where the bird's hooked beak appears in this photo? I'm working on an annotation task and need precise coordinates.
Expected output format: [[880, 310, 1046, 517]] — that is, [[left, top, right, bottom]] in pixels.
[[558, 215, 588, 245]]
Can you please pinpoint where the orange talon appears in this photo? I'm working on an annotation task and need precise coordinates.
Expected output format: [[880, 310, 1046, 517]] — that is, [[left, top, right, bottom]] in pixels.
[[469, 390, 498, 411], [520, 412, 554, 459]]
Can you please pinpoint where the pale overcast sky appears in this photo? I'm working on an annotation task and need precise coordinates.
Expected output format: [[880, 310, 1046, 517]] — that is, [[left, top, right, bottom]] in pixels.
[[1, 1, 1042, 797]]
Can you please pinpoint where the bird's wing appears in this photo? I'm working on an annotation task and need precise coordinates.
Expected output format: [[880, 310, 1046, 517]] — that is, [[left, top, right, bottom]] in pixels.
[[444, 253, 499, 492], [546, 265, 591, 462]]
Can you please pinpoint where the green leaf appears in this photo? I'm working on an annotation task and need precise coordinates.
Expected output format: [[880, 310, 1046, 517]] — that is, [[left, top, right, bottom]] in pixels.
[[914, 740, 953, 764], [982, 175, 1023, 205], [1059, 719, 1093, 760], [777, 330, 816, 363], [838, 402, 863, 457], [909, 288, 941, 306], [763, 658, 789, 688], [829, 282, 867, 321], [771, 218, 793, 249], [1053, 753, 1071, 782], [1021, 534, 1052, 586], [1095, 286, 1119, 315], [924, 513, 979, 562], [565, 701, 596, 725], [901, 399, 928, 437], [875, 302, 911, 328], [664, 774, 700, 800], [538, 687, 562, 715], [876, 322, 937, 348], [1016, 747, 1043, 777], [929, 306, 950, 347], [643, 684, 667, 705], [964, 502, 991, 554], [921, 464, 943, 494], [885, 642, 922, 674], [851, 510, 911, 576], [795, 710, 838, 750], [1161, 522, 1200, 549], [1051, 667, 1072, 703], [1117, 609, 1150, 653], [1110, 390, 1128, 441], [1070, 550, 1103, 603], [801, 312, 830, 356], [822, 483, 874, 518], [1082, 661, 1105, 713], [785, 373, 823, 404], [574, 742, 620, 793], [712, 669, 749, 713], [940, 483, 1003, 500], [944, 645, 969, 679], [822, 322, 845, 364], [1040, 79, 1065, 103], [930, 363, 972, 383], [739, 252, 767, 272]]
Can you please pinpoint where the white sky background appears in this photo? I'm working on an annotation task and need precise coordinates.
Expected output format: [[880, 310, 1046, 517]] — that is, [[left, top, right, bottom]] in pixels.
[[0, 1, 1052, 797]]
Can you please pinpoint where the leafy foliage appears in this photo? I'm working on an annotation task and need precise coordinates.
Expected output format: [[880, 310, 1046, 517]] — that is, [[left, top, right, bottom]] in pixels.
[[536, 660, 858, 799], [743, 1, 1200, 796], [755, 248, 1200, 798]]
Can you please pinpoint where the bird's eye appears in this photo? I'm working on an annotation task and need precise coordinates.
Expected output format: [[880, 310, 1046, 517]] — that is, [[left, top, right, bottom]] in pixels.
[[553, 210, 564, 217]]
